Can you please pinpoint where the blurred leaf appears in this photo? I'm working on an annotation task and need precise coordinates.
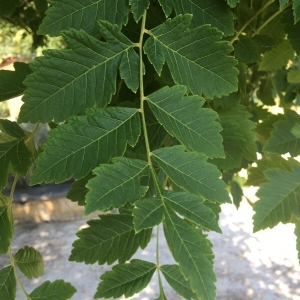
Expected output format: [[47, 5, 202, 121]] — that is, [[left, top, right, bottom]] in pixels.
[[0, 266, 16, 300]]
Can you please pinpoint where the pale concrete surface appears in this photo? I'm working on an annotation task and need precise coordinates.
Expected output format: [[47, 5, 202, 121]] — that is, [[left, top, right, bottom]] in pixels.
[[1, 189, 300, 300]]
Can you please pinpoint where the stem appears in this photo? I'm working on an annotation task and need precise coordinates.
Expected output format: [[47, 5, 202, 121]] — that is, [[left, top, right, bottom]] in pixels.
[[252, 2, 292, 36], [230, 0, 275, 44]]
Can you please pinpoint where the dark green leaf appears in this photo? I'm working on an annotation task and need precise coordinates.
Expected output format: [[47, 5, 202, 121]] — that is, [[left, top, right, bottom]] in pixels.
[[257, 76, 275, 105], [279, 0, 289, 8], [144, 15, 238, 99], [230, 180, 243, 209], [147, 85, 224, 158], [20, 22, 137, 123], [0, 62, 32, 102], [163, 206, 216, 300], [69, 214, 152, 265], [95, 260, 156, 298], [161, 265, 196, 300], [130, 0, 149, 22], [85, 157, 149, 214], [0, 266, 16, 300], [227, 0, 240, 8], [235, 37, 260, 63], [284, 8, 300, 54], [30, 107, 140, 184], [0, 193, 12, 254], [213, 92, 240, 109], [39, 0, 128, 36], [293, 0, 300, 23], [153, 146, 230, 203], [158, 0, 173, 17], [14, 246, 44, 279], [295, 220, 300, 263], [29, 280, 76, 300], [133, 197, 164, 232], [0, 119, 25, 139], [253, 166, 300, 232]]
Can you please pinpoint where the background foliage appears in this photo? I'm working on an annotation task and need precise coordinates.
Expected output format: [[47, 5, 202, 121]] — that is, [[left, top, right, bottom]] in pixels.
[[1, 0, 300, 299]]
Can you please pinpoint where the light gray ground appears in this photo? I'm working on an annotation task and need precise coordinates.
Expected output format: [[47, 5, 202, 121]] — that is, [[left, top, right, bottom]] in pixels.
[[1, 188, 300, 300]]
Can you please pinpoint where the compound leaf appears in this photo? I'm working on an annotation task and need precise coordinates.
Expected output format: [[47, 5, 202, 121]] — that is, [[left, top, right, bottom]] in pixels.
[[152, 146, 231, 204], [130, 0, 150, 22], [85, 157, 149, 215], [133, 197, 164, 232], [38, 0, 128, 36], [161, 265, 196, 300], [0, 266, 16, 300], [147, 85, 224, 158], [29, 280, 76, 300], [14, 246, 44, 279], [19, 22, 137, 123], [163, 206, 216, 300], [69, 214, 152, 265], [263, 110, 300, 157], [253, 166, 300, 232], [163, 191, 221, 233], [95, 259, 156, 298], [30, 107, 140, 185], [144, 14, 238, 99], [0, 62, 32, 102]]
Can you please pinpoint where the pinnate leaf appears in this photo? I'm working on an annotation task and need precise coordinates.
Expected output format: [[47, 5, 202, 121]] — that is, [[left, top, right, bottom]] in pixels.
[[163, 191, 221, 233], [95, 259, 156, 298], [38, 0, 128, 36], [85, 157, 149, 215], [253, 166, 300, 232], [263, 110, 300, 157], [69, 214, 152, 265], [144, 14, 238, 99], [133, 197, 164, 232], [30, 107, 140, 185], [0, 266, 16, 300], [163, 206, 216, 300], [14, 246, 44, 279], [161, 265, 196, 300], [29, 280, 76, 300], [20, 22, 137, 123], [0, 62, 31, 102], [146, 85, 224, 158], [152, 146, 231, 204]]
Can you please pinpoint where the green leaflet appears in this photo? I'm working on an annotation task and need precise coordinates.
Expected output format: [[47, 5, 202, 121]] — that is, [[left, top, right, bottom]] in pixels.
[[30, 107, 140, 184], [279, 0, 289, 8], [95, 259, 156, 298], [0, 266, 16, 300], [152, 146, 231, 204], [226, 0, 240, 8], [38, 0, 128, 36], [146, 85, 224, 158], [294, 0, 300, 23], [295, 220, 300, 263], [133, 197, 164, 232], [160, 265, 196, 300], [288, 70, 300, 83], [163, 191, 221, 233], [257, 76, 275, 105], [69, 214, 152, 265], [235, 37, 260, 64], [210, 105, 256, 171], [284, 8, 300, 55], [263, 110, 300, 157], [0, 120, 32, 188], [158, 0, 173, 17], [253, 166, 300, 232], [230, 180, 243, 209], [144, 14, 238, 99], [14, 246, 44, 279], [259, 40, 295, 71], [19, 22, 138, 124], [0, 62, 32, 102], [130, 0, 149, 22], [29, 280, 77, 300], [0, 196, 12, 254], [163, 206, 216, 300], [85, 157, 149, 214]]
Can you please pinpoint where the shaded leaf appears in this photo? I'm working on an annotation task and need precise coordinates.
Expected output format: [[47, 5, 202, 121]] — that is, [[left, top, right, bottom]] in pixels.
[[230, 180, 243, 209], [14, 246, 44, 279], [227, 0, 240, 8], [295, 220, 300, 263], [0, 266, 16, 300], [257, 76, 275, 105], [0, 62, 32, 102], [29, 280, 76, 300], [235, 37, 260, 63], [158, 0, 173, 17], [161, 265, 196, 300], [147, 85, 224, 158], [133, 197, 164, 232], [85, 157, 149, 214], [284, 8, 300, 55], [30, 107, 140, 184], [20, 22, 137, 123], [294, 0, 300, 23], [130, 0, 149, 22], [95, 260, 156, 298], [144, 14, 238, 99], [0, 193, 12, 254], [39, 0, 128, 36], [288, 70, 300, 83], [163, 206, 216, 300], [152, 146, 231, 204], [279, 0, 289, 8], [69, 214, 152, 265], [253, 166, 300, 232]]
